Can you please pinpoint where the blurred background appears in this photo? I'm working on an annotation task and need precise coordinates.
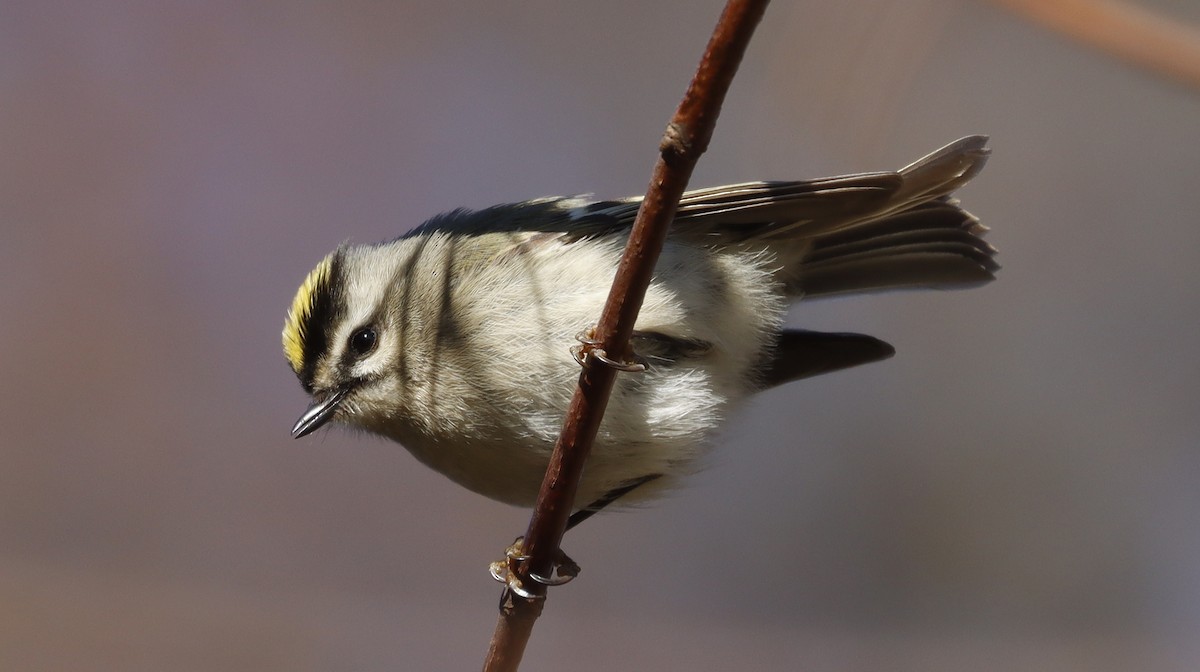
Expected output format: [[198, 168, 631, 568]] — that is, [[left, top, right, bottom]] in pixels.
[[2, 1, 1199, 669]]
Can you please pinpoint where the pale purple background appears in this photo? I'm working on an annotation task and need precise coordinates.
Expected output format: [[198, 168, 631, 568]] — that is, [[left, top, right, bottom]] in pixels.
[[3, 1, 1199, 670]]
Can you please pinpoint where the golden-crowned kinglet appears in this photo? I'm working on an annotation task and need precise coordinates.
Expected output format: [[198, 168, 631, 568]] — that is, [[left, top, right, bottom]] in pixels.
[[283, 136, 996, 511]]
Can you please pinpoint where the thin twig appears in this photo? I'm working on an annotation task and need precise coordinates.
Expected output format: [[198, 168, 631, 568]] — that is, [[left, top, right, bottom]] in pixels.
[[480, 1, 771, 669], [994, 0, 1200, 90]]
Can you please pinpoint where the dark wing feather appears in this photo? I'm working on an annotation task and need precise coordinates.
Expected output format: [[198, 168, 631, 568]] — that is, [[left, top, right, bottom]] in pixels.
[[582, 175, 903, 243], [400, 137, 995, 298], [581, 136, 990, 245], [402, 199, 594, 238]]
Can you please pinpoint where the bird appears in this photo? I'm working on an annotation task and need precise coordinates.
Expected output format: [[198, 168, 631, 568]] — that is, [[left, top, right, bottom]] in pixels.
[[282, 135, 996, 519]]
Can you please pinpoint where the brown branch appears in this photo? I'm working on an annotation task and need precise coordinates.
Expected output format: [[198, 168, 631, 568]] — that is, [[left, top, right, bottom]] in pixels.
[[481, 1, 771, 669], [994, 0, 1200, 90]]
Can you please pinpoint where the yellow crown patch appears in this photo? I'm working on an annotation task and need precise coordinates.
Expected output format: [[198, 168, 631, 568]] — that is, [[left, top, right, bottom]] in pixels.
[[282, 253, 335, 373]]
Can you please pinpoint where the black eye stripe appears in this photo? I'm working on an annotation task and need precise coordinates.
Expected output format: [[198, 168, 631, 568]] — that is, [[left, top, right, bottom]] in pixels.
[[348, 326, 377, 357]]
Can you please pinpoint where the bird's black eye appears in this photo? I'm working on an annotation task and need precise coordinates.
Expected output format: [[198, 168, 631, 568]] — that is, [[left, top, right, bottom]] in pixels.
[[348, 326, 377, 357]]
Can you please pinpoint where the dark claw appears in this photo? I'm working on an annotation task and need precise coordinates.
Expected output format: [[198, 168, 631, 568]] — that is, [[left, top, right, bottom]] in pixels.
[[571, 329, 648, 372], [490, 537, 581, 603]]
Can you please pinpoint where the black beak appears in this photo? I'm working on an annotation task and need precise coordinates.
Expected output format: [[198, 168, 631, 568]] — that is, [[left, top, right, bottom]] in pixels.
[[291, 388, 348, 439]]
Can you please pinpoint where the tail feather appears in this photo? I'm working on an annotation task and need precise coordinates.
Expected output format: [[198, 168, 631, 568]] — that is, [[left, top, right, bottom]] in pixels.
[[797, 199, 996, 298], [801, 251, 995, 297], [805, 200, 985, 251], [806, 227, 994, 267]]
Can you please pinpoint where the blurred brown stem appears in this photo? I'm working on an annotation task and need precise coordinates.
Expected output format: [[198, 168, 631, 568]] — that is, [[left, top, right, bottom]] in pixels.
[[994, 0, 1200, 89], [480, 1, 770, 670]]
